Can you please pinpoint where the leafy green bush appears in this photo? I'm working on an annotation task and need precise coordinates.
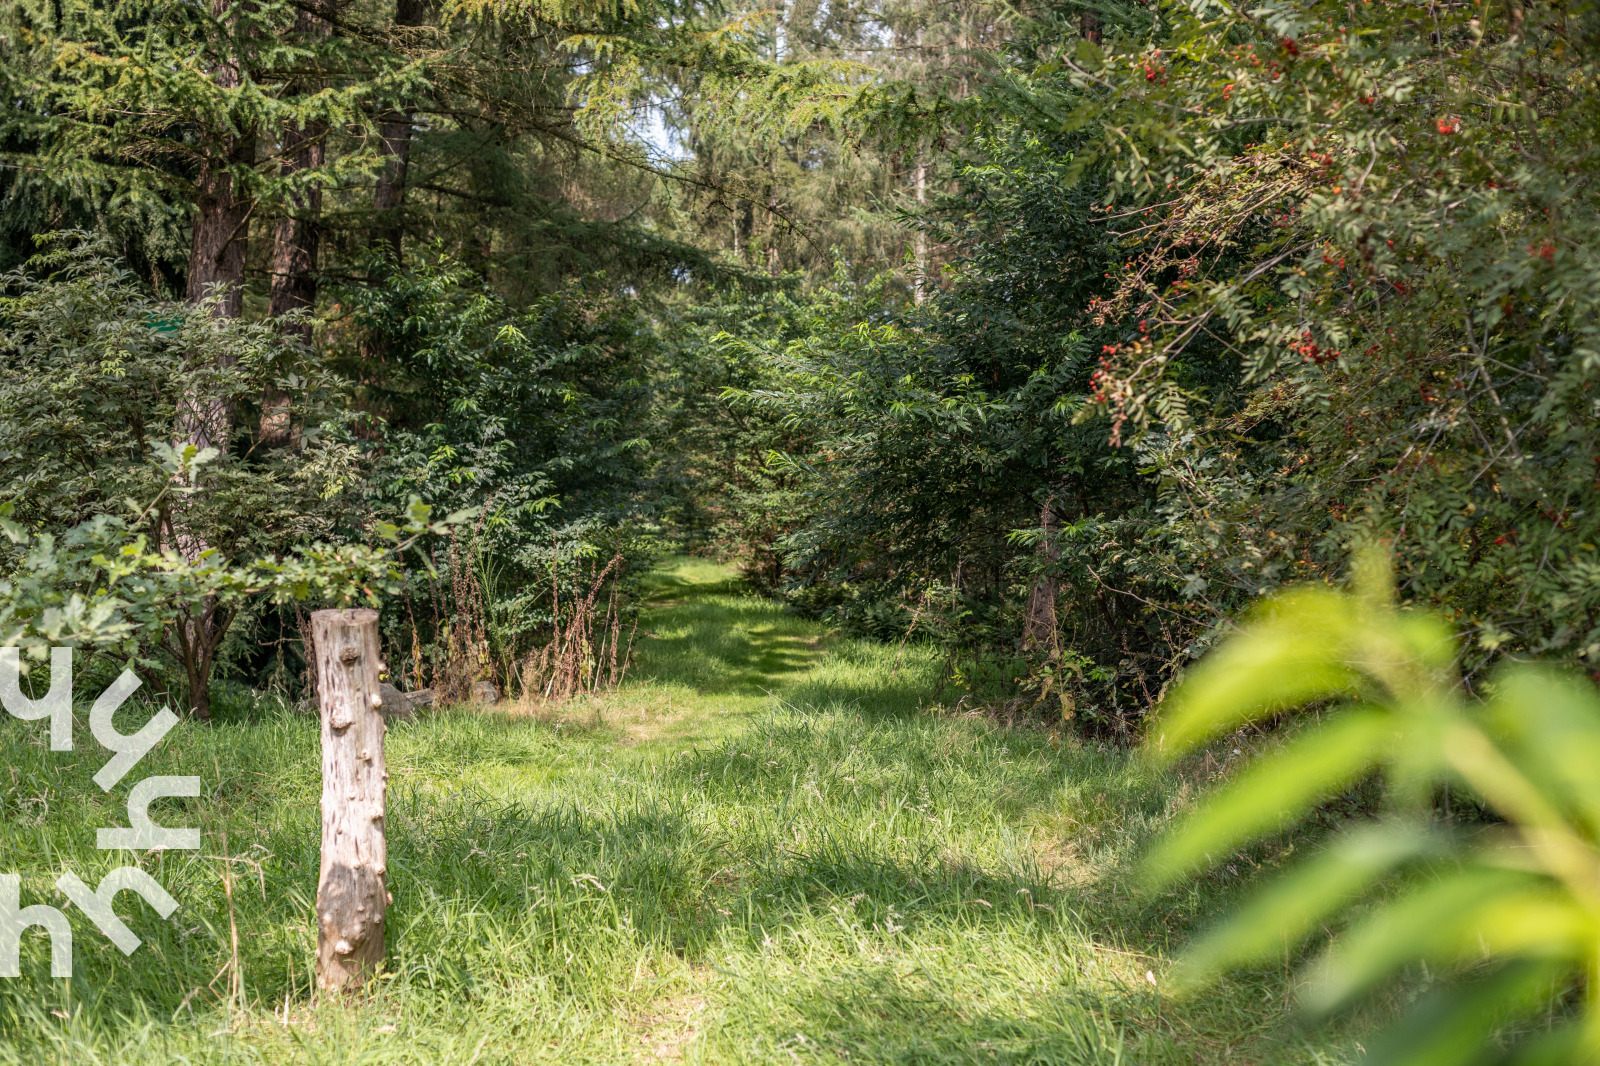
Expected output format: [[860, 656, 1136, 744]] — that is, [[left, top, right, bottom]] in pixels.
[[0, 238, 454, 713], [709, 142, 1167, 719], [1063, 0, 1600, 676], [1148, 547, 1600, 1061], [334, 255, 661, 698]]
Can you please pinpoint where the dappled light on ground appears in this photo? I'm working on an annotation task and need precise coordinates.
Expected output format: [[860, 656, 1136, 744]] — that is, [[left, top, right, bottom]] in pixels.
[[0, 559, 1360, 1065]]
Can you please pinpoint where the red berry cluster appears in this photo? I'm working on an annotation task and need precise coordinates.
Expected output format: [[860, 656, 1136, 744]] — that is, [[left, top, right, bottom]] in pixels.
[[1293, 330, 1338, 364]]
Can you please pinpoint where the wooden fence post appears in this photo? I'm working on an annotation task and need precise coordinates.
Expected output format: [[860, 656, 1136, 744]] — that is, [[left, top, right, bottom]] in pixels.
[[311, 608, 388, 991]]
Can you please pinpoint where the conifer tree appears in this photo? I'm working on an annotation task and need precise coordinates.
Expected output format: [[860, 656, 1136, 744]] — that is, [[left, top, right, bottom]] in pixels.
[[372, 0, 430, 260], [268, 1, 337, 338], [2, 1, 395, 309]]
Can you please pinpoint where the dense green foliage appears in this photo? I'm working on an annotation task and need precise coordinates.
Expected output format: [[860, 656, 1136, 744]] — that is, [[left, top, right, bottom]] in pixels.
[[0, 0, 972, 707], [1149, 549, 1600, 1061], [718, 134, 1164, 720], [683, 0, 1600, 730], [6, 0, 1600, 1057], [0, 240, 463, 711], [1063, 0, 1600, 684]]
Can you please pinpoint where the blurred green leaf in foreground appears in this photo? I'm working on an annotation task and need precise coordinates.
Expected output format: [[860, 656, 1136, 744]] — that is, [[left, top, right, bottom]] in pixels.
[[1146, 545, 1600, 1064]]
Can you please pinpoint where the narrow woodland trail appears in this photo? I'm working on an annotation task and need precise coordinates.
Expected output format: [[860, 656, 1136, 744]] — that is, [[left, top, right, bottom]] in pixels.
[[0, 558, 1357, 1066], [495, 557, 1352, 1066]]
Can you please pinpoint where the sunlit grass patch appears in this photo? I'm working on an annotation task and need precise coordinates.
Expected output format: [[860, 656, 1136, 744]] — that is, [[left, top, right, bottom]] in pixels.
[[0, 557, 1363, 1064]]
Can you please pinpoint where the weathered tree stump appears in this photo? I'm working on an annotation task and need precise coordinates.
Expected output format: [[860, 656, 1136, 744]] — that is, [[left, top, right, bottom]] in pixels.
[[311, 608, 388, 991]]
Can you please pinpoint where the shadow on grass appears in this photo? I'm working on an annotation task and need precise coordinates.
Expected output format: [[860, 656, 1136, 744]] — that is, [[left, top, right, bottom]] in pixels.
[[641, 564, 747, 603], [374, 767, 1204, 1064], [632, 565, 938, 711], [0, 558, 1342, 1064], [636, 613, 822, 695], [631, 564, 829, 697], [389, 562, 1319, 1062], [638, 703, 1299, 1062], [719, 963, 1138, 1066]]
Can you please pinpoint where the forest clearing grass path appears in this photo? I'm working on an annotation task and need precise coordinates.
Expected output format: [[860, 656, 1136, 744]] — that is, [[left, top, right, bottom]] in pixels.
[[0, 558, 1354, 1065]]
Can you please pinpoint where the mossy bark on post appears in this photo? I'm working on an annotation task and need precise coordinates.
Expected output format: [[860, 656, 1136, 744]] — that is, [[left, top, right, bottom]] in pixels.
[[311, 608, 388, 991]]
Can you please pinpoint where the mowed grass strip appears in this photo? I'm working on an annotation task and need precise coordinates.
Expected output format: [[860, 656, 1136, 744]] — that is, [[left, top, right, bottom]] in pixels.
[[0, 558, 1359, 1064]]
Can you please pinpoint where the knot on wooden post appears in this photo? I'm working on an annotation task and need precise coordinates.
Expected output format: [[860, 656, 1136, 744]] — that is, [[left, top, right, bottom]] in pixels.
[[311, 608, 387, 992]]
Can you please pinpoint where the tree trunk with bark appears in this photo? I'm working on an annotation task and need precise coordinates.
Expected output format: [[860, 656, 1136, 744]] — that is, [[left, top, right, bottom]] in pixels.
[[913, 160, 927, 303], [169, 0, 258, 720], [1022, 497, 1061, 653], [311, 608, 389, 992], [268, 125, 326, 336], [264, 2, 333, 445], [181, 0, 255, 442], [372, 0, 429, 260], [261, 122, 321, 445], [186, 142, 253, 321], [162, 600, 235, 721], [186, 0, 255, 323]]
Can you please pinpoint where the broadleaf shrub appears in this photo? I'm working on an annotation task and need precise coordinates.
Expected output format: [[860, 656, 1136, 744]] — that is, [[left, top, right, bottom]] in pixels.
[[1149, 546, 1600, 1061]]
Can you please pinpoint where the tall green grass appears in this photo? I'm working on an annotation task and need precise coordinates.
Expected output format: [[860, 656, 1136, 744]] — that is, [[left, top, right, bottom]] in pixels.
[[0, 558, 1361, 1064]]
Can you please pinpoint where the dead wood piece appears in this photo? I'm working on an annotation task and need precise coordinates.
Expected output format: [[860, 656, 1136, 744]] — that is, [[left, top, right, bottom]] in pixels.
[[311, 608, 388, 991]]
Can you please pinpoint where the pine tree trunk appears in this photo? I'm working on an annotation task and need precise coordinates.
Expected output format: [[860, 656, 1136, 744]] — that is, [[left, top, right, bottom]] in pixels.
[[1022, 497, 1061, 652], [183, 0, 256, 449], [186, 146, 252, 321], [186, 1, 254, 322], [268, 114, 326, 332], [372, 0, 428, 260], [913, 161, 927, 304], [264, 3, 333, 444], [268, 168, 321, 334], [169, 0, 258, 721], [261, 124, 322, 446], [311, 608, 389, 992], [373, 114, 412, 261], [269, 0, 332, 332]]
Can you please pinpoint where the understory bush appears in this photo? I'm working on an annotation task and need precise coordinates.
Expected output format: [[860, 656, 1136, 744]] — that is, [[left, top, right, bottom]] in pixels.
[[690, 0, 1600, 733], [0, 241, 662, 711]]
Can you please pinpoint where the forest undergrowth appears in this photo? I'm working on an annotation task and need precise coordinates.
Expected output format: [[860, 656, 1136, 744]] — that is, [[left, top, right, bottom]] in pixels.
[[0, 558, 1373, 1065]]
